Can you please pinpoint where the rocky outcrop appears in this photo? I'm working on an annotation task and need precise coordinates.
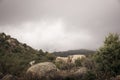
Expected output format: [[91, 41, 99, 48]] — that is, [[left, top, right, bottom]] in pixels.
[[116, 75, 120, 80], [74, 67, 87, 75], [26, 62, 58, 78], [0, 32, 35, 54], [2, 74, 13, 80], [55, 55, 86, 63]]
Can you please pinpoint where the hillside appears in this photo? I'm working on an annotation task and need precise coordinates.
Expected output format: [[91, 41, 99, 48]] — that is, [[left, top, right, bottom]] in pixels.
[[0, 33, 55, 76], [53, 49, 96, 57], [0, 33, 37, 54], [0, 33, 120, 80]]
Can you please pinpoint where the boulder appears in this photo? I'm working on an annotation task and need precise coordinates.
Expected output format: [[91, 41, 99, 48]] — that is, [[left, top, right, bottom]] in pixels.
[[26, 62, 58, 78], [116, 75, 120, 80], [74, 67, 87, 75], [2, 74, 13, 80]]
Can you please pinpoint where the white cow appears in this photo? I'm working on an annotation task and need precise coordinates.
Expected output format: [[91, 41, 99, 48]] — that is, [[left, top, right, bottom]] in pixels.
[[56, 55, 86, 63], [29, 60, 35, 66], [55, 57, 69, 63], [69, 55, 86, 63]]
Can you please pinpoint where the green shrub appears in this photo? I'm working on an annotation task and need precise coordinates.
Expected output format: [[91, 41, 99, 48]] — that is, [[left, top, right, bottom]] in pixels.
[[46, 53, 56, 61], [55, 61, 75, 70], [82, 71, 96, 80], [75, 58, 82, 67], [93, 33, 120, 79]]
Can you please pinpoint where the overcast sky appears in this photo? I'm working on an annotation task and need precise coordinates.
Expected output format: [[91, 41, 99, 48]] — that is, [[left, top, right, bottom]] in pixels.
[[0, 0, 120, 52]]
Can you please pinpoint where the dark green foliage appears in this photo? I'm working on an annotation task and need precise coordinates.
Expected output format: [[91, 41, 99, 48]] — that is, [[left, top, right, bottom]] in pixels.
[[55, 61, 75, 70], [0, 51, 42, 76], [93, 33, 120, 79], [39, 49, 44, 54], [0, 33, 56, 77], [82, 71, 96, 80], [0, 51, 56, 76], [81, 57, 95, 71], [75, 58, 82, 67], [46, 53, 56, 61]]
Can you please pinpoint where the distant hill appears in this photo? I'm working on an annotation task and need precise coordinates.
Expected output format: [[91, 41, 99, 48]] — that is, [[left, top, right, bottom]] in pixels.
[[53, 49, 96, 57]]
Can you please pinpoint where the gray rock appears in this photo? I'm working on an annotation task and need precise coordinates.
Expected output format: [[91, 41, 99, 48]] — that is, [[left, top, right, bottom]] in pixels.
[[2, 74, 13, 80], [116, 75, 120, 80], [26, 62, 58, 78], [74, 67, 87, 75]]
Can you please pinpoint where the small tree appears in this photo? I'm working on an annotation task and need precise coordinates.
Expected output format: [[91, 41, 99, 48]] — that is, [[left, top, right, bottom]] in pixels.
[[46, 53, 56, 61], [75, 58, 82, 67], [93, 33, 120, 79], [39, 49, 44, 54], [82, 71, 96, 80]]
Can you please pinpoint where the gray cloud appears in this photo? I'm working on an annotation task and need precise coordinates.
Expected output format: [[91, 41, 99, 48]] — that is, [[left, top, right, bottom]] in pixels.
[[0, 0, 120, 51]]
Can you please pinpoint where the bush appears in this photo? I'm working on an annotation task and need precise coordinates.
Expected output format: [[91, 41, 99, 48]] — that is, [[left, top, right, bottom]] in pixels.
[[46, 53, 56, 61], [55, 61, 75, 70], [81, 57, 95, 71], [82, 71, 96, 80], [93, 33, 120, 79], [75, 58, 82, 67]]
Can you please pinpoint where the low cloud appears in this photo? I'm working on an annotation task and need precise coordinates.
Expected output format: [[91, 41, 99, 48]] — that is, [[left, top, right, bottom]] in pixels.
[[0, 0, 120, 51]]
